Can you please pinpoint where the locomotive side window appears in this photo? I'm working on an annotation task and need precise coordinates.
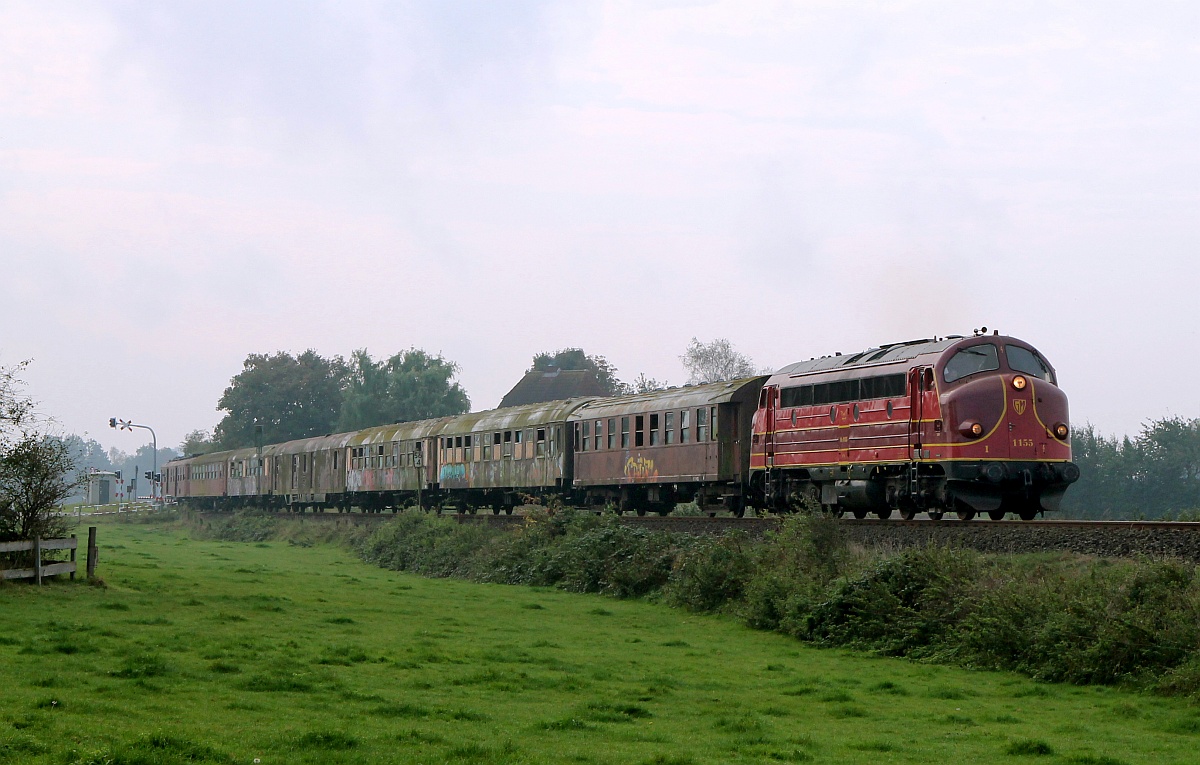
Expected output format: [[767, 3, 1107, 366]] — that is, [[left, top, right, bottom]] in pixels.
[[1005, 345, 1055, 383], [943, 344, 999, 383]]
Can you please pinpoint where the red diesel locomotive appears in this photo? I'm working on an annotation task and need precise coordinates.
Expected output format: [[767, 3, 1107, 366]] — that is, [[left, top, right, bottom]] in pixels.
[[750, 332, 1079, 520]]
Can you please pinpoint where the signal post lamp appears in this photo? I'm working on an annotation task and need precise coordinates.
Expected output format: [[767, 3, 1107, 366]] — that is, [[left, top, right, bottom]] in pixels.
[[109, 418, 160, 507]]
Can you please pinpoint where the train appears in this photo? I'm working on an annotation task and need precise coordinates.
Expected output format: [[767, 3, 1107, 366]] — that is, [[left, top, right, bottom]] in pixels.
[[164, 331, 1079, 520]]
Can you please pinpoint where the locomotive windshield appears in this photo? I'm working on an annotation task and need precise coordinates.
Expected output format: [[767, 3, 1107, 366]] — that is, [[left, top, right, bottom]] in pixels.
[[943, 344, 999, 383], [1005, 345, 1055, 384]]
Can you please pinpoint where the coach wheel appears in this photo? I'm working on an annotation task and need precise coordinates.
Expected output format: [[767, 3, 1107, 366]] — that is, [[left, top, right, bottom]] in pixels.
[[504, 507, 513, 515], [956, 510, 976, 521], [928, 510, 944, 521], [875, 508, 893, 520], [852, 509, 868, 520], [900, 508, 917, 521], [1018, 508, 1038, 521], [988, 510, 1006, 521], [492, 507, 500, 516]]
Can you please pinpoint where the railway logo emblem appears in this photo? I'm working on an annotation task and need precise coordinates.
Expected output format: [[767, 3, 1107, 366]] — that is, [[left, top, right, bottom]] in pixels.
[[1013, 399, 1027, 416]]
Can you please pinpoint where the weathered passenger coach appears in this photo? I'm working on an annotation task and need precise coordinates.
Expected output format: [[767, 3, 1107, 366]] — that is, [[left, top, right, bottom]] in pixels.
[[568, 378, 767, 515], [750, 333, 1078, 520]]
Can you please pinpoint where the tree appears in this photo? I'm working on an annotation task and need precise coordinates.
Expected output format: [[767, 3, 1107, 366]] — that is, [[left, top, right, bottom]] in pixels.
[[214, 350, 348, 449], [629, 373, 666, 394], [0, 435, 75, 542], [0, 361, 77, 543], [530, 349, 625, 396], [338, 349, 471, 431], [680, 337, 759, 385], [179, 429, 219, 456]]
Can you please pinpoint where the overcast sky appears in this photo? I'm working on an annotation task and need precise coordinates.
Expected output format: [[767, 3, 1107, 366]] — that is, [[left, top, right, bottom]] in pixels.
[[2, 0, 1197, 454]]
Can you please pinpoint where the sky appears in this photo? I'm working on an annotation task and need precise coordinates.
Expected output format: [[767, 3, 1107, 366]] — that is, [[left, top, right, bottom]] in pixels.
[[1, 0, 1197, 454]]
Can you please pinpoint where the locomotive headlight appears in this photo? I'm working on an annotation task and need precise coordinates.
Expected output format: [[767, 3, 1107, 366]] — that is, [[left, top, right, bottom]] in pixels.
[[1012, 375, 1028, 390], [1053, 423, 1069, 440], [959, 421, 984, 438]]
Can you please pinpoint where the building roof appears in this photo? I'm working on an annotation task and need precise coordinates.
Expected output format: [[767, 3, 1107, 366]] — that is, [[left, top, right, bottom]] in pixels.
[[498, 369, 609, 409]]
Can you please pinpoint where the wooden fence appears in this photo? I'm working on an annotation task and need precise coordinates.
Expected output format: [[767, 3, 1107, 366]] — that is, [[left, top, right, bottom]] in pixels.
[[0, 527, 98, 584]]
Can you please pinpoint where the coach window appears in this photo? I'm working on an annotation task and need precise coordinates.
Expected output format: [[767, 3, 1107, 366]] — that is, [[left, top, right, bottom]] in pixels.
[[696, 408, 708, 442], [621, 417, 630, 448], [635, 415, 645, 447], [581, 421, 590, 451], [516, 429, 525, 459], [525, 430, 534, 458], [483, 435, 492, 461], [537, 429, 546, 457], [711, 407, 718, 440], [594, 420, 603, 450], [943, 344, 999, 384], [649, 414, 660, 446], [607, 419, 616, 449], [680, 410, 691, 443], [664, 411, 675, 444]]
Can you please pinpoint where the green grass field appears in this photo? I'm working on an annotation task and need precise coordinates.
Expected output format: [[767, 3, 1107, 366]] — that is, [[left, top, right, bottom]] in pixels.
[[1, 519, 1197, 764]]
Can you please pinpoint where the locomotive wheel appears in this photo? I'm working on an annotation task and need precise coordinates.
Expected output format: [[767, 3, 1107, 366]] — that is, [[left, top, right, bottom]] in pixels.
[[635, 508, 646, 517], [900, 508, 917, 521], [1018, 508, 1038, 521], [956, 510, 976, 521], [504, 507, 513, 515], [852, 509, 867, 520], [875, 508, 893, 520], [927, 510, 945, 521], [988, 510, 1006, 521]]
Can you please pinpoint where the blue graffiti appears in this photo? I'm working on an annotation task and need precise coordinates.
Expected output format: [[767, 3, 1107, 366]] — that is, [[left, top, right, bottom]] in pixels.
[[439, 464, 467, 482]]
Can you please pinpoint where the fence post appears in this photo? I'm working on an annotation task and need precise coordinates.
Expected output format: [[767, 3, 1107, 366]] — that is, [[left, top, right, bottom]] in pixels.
[[33, 537, 42, 586], [86, 527, 97, 579], [70, 534, 77, 581]]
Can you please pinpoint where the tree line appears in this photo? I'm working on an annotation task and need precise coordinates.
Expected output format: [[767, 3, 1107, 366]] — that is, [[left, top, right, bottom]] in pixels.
[[1065, 417, 1200, 518], [185, 338, 761, 453]]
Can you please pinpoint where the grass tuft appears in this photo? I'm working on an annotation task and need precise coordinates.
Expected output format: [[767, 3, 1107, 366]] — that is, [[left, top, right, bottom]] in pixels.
[[1006, 739, 1055, 756]]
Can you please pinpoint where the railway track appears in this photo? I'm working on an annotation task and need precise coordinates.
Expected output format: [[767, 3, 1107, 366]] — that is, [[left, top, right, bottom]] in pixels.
[[194, 510, 1200, 562]]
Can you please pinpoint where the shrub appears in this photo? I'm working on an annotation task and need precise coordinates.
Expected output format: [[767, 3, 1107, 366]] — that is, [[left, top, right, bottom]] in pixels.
[[804, 545, 980, 655], [551, 522, 677, 597], [664, 533, 753, 612]]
